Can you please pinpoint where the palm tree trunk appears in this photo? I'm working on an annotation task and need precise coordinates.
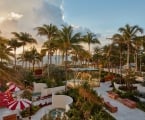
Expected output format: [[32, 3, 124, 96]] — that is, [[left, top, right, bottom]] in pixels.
[[14, 48, 16, 69], [75, 54, 77, 66], [32, 61, 35, 72], [22, 45, 25, 67], [120, 49, 122, 75], [50, 51, 52, 65], [88, 43, 90, 53], [135, 51, 138, 72], [54, 51, 56, 65], [29, 62, 30, 70], [47, 53, 50, 79], [62, 52, 65, 65], [41, 58, 43, 68], [57, 51, 60, 65], [25, 61, 27, 69], [119, 48, 123, 82], [127, 43, 130, 69], [65, 50, 68, 91], [108, 57, 111, 74], [65, 50, 68, 78]]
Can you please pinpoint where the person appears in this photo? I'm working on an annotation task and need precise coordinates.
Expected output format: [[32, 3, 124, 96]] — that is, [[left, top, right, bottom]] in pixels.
[[29, 116, 31, 120]]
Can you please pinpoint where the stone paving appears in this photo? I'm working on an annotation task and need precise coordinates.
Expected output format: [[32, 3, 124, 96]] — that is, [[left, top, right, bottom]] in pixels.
[[31, 105, 52, 120], [93, 82, 145, 120], [2, 81, 145, 120]]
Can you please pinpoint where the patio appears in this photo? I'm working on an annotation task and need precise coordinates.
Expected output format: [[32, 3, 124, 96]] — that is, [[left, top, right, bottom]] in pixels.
[[93, 81, 145, 120]]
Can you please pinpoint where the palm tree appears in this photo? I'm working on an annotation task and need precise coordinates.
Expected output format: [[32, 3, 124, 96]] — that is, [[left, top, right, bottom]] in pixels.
[[118, 24, 143, 69], [36, 24, 58, 78], [0, 36, 13, 63], [82, 32, 100, 53], [29, 47, 41, 72], [58, 25, 81, 80], [18, 50, 31, 69], [8, 38, 22, 69], [93, 47, 104, 68], [132, 36, 144, 71], [40, 49, 46, 67], [102, 44, 113, 73], [35, 24, 58, 40], [12, 32, 37, 66], [111, 33, 126, 74], [12, 32, 37, 53], [70, 45, 84, 66], [0, 36, 15, 84], [78, 49, 92, 66]]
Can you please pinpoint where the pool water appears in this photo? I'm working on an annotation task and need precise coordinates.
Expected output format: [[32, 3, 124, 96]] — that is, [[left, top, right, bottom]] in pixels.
[[49, 108, 65, 119]]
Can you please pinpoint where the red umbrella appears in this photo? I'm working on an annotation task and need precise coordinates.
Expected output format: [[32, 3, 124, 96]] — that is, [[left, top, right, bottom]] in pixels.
[[7, 99, 31, 110], [0, 91, 14, 107], [6, 82, 15, 86], [7, 84, 21, 92]]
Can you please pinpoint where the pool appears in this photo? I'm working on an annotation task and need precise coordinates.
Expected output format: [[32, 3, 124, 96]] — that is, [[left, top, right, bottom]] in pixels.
[[49, 108, 65, 119]]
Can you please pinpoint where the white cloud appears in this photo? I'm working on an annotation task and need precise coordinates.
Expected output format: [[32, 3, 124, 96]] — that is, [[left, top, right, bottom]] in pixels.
[[7, 12, 23, 20], [0, 17, 5, 23], [0, 0, 65, 37], [0, 12, 23, 24], [0, 0, 104, 53]]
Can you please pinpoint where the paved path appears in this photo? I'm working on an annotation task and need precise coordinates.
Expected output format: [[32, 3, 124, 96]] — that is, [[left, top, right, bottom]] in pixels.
[[23, 81, 145, 120], [31, 105, 52, 120], [93, 82, 145, 120]]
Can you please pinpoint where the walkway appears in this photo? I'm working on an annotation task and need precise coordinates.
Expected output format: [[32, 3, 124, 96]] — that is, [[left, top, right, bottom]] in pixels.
[[93, 82, 145, 120], [31, 105, 52, 120]]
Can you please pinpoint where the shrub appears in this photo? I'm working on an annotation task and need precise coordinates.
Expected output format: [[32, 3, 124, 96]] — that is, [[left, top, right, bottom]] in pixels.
[[21, 90, 32, 100]]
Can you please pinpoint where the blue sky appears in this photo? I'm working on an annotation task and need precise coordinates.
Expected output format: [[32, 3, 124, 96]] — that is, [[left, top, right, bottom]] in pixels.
[[0, 0, 145, 46], [63, 0, 145, 35]]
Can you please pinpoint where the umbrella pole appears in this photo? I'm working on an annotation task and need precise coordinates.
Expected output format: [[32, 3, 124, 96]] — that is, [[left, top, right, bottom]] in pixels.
[[29, 105, 31, 120]]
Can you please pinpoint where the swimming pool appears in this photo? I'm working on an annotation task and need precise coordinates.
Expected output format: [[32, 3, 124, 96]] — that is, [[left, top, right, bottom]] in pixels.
[[49, 108, 65, 119]]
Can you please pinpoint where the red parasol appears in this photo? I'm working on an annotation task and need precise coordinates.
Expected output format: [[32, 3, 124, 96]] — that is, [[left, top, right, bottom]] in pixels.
[[6, 82, 15, 86], [7, 99, 31, 110], [0, 91, 14, 107], [7, 84, 21, 92]]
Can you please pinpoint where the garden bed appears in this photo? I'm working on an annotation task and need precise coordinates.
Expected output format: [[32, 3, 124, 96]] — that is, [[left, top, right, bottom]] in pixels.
[[119, 86, 137, 91], [65, 86, 116, 120], [112, 89, 145, 112]]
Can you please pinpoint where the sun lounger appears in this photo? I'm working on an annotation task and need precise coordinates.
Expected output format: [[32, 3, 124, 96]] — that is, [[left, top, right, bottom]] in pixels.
[[104, 101, 118, 113], [118, 98, 136, 108], [108, 91, 119, 99]]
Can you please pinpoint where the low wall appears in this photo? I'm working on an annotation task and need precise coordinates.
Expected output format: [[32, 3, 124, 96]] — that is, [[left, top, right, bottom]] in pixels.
[[52, 95, 73, 111], [0, 108, 17, 120], [50, 86, 65, 94], [33, 82, 65, 97]]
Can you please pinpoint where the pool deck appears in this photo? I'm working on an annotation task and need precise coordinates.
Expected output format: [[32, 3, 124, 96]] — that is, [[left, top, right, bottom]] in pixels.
[[93, 82, 145, 120], [24, 81, 145, 120], [31, 105, 52, 120]]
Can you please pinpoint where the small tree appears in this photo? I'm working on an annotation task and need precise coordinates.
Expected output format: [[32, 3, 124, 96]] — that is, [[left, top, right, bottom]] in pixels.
[[124, 69, 136, 91]]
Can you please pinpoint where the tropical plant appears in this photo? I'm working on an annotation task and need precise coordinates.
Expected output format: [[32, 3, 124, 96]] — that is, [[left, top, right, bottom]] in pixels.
[[12, 32, 37, 66], [36, 24, 58, 78], [58, 25, 81, 80], [18, 50, 31, 69], [82, 32, 100, 53], [118, 24, 143, 69], [29, 47, 41, 72], [8, 38, 22, 69]]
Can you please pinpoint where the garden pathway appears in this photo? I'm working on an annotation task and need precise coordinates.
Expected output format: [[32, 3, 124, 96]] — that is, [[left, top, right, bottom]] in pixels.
[[31, 105, 52, 120], [93, 81, 145, 120]]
